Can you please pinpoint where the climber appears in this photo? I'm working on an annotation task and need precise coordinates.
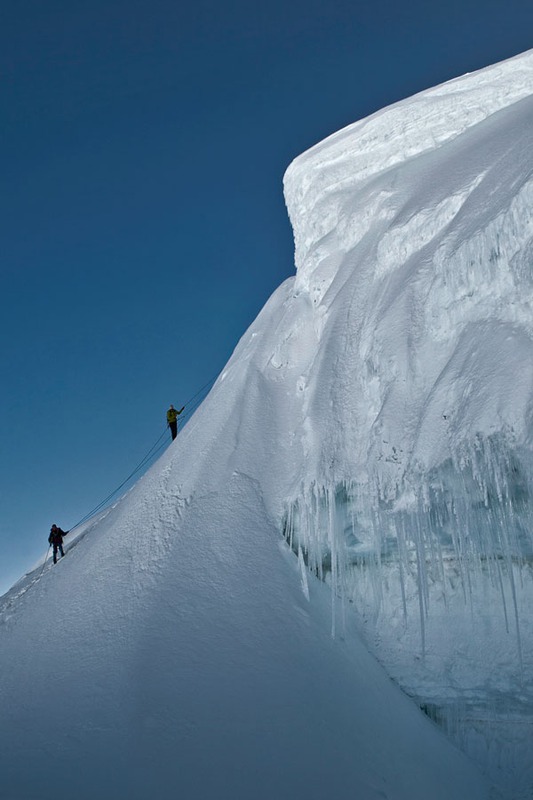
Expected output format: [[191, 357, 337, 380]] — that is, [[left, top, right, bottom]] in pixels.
[[48, 524, 67, 564], [167, 404, 185, 441]]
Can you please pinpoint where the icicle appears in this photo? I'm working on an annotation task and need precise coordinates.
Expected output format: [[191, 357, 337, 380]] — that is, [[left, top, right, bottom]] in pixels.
[[327, 485, 337, 639], [298, 546, 310, 602]]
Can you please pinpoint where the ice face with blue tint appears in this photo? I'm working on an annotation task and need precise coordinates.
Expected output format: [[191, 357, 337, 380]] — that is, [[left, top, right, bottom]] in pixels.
[[278, 50, 533, 798]]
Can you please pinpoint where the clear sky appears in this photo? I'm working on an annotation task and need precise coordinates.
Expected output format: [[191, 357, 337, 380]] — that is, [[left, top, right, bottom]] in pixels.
[[1, 0, 532, 594]]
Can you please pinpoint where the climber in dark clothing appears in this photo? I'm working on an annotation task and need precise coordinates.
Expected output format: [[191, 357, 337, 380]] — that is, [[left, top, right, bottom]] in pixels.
[[48, 524, 67, 564], [166, 404, 185, 441]]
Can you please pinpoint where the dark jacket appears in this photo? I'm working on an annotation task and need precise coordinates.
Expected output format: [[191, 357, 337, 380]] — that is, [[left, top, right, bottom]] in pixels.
[[48, 526, 66, 545]]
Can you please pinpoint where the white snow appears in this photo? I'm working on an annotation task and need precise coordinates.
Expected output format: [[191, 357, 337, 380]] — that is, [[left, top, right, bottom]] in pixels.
[[0, 474, 490, 800], [281, 47, 533, 798], [3, 48, 533, 799]]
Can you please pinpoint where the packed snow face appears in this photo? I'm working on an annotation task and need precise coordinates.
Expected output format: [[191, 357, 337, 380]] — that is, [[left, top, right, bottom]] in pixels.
[[278, 49, 533, 798]]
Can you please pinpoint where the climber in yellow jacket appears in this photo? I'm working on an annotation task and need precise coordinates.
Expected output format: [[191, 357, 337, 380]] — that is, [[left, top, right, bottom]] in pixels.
[[167, 404, 185, 440]]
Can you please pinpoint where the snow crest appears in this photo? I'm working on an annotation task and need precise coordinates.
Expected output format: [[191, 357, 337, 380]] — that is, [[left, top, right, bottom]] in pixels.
[[279, 49, 533, 798]]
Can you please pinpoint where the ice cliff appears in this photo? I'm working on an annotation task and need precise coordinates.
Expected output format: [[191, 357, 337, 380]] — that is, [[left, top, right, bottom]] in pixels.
[[281, 48, 533, 797]]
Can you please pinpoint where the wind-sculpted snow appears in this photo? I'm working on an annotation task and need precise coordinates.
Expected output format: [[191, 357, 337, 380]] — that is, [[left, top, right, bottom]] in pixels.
[[279, 49, 533, 798], [3, 49, 533, 800], [284, 50, 533, 283]]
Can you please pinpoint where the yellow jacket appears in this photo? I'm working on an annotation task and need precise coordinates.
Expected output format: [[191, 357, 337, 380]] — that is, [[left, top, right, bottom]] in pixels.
[[167, 406, 184, 424]]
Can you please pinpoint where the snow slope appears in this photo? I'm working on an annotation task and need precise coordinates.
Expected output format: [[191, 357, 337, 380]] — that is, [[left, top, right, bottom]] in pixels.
[[0, 472, 489, 800], [3, 48, 533, 799]]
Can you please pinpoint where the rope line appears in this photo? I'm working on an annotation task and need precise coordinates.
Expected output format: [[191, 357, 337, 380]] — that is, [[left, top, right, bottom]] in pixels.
[[35, 372, 220, 575], [38, 544, 52, 578], [70, 428, 169, 530], [67, 372, 219, 534], [182, 374, 218, 409]]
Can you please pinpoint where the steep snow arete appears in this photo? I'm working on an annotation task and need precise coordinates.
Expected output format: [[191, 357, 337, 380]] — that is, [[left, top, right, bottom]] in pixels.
[[2, 49, 533, 800]]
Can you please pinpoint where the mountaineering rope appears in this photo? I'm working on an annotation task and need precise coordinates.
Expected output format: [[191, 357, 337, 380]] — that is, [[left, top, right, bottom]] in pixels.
[[38, 544, 52, 578], [181, 375, 219, 411], [70, 427, 169, 530], [36, 373, 219, 573], [65, 372, 219, 535]]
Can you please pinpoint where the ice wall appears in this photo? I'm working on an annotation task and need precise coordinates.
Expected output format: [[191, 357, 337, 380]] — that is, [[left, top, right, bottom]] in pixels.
[[278, 49, 533, 798]]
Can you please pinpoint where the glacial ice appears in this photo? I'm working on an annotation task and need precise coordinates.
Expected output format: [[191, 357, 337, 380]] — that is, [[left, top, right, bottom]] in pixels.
[[279, 48, 533, 798]]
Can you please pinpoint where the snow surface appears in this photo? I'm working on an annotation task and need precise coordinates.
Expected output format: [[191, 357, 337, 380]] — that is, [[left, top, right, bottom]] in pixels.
[[0, 479, 489, 800], [3, 48, 533, 799], [281, 47, 533, 798]]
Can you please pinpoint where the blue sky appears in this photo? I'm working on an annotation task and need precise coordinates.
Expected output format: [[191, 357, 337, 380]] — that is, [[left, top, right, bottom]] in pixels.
[[1, 0, 532, 593]]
